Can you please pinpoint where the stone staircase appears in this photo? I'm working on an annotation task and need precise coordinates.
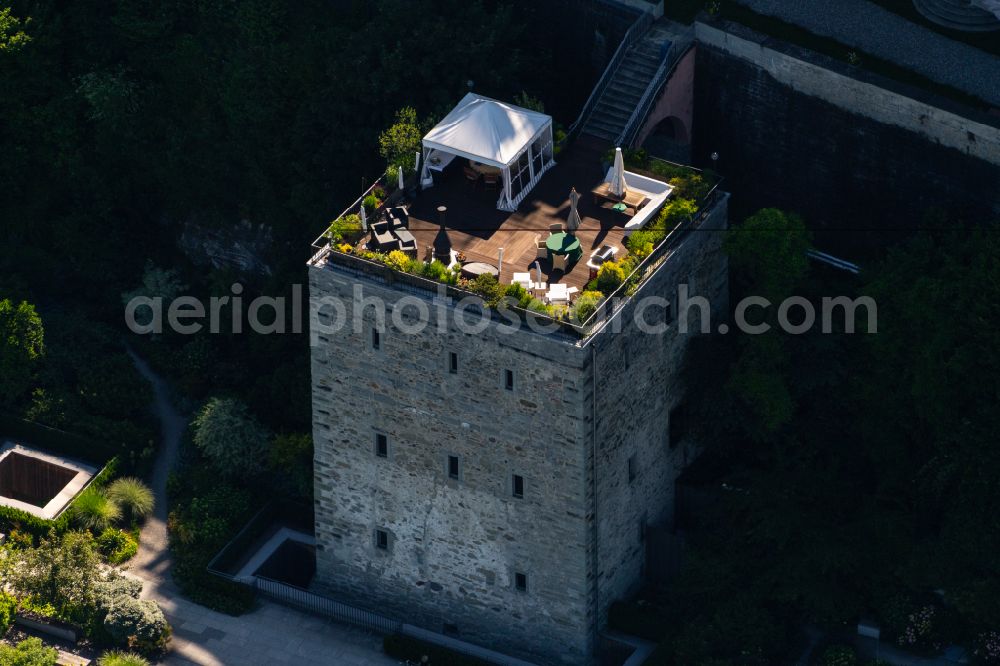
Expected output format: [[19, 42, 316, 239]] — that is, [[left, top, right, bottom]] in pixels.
[[582, 24, 677, 143], [913, 0, 1000, 31]]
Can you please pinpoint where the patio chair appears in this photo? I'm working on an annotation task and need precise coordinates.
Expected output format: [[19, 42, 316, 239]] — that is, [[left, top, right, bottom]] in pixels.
[[483, 171, 499, 190], [535, 236, 548, 259], [552, 253, 569, 272], [549, 222, 563, 233], [512, 272, 532, 290], [372, 221, 399, 250], [395, 226, 417, 255], [547, 283, 570, 305], [463, 165, 480, 186]]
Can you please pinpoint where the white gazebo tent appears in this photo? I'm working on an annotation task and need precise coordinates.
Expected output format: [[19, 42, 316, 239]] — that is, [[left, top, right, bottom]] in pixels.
[[420, 93, 556, 211]]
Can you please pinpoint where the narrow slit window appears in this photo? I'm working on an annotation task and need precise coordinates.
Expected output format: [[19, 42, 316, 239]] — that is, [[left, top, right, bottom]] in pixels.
[[512, 474, 524, 499], [514, 572, 528, 592], [504, 369, 514, 391], [375, 529, 389, 550], [628, 455, 637, 483], [375, 433, 388, 458], [371, 327, 380, 350], [449, 352, 458, 374], [448, 455, 460, 480]]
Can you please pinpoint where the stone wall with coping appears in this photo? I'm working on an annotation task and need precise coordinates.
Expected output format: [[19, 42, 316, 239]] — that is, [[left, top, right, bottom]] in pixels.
[[691, 21, 1000, 256]]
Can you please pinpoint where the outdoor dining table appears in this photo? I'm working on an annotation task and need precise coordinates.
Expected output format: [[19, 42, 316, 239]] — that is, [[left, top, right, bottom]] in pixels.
[[461, 262, 499, 279], [546, 232, 583, 262]]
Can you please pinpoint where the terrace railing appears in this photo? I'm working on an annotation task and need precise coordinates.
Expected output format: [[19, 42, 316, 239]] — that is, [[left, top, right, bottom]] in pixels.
[[254, 576, 401, 634], [576, 170, 727, 340], [561, 9, 655, 147]]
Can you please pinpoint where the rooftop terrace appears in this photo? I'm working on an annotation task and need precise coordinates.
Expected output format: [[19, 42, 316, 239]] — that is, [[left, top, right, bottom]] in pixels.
[[309, 96, 722, 338]]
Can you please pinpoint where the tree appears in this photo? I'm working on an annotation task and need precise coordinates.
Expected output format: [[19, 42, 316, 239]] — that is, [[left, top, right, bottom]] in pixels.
[[378, 107, 422, 177], [0, 297, 44, 404], [724, 207, 812, 305], [0, 7, 30, 52], [192, 397, 269, 478], [6, 532, 102, 622], [106, 477, 155, 522]]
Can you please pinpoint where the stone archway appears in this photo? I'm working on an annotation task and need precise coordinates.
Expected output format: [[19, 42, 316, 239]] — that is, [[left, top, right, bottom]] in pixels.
[[650, 115, 689, 144]]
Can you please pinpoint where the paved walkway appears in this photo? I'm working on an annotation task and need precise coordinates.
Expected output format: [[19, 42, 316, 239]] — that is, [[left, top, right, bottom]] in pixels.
[[730, 0, 1000, 106], [126, 350, 397, 666]]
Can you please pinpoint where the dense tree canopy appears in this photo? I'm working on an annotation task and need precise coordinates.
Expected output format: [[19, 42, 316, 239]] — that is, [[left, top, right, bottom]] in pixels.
[[647, 217, 1000, 663], [0, 298, 44, 404]]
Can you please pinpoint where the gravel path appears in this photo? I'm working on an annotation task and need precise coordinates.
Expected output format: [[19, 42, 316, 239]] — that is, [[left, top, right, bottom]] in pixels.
[[729, 0, 1000, 107], [126, 348, 185, 585], [125, 350, 396, 666]]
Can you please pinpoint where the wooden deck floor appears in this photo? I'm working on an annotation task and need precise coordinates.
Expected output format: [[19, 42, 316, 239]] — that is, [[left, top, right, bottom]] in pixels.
[[399, 138, 629, 293]]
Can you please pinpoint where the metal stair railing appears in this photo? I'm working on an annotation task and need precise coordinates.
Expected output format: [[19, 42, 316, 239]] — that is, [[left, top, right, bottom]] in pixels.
[[562, 9, 654, 145], [616, 38, 693, 148]]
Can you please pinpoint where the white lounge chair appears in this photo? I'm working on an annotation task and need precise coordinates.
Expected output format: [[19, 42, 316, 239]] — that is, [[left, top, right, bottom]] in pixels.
[[547, 283, 569, 304], [512, 273, 532, 289]]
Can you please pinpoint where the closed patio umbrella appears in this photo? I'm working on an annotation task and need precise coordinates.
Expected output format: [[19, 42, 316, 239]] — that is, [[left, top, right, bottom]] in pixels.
[[359, 202, 368, 232], [566, 187, 582, 233], [398, 165, 405, 191], [610, 147, 627, 198]]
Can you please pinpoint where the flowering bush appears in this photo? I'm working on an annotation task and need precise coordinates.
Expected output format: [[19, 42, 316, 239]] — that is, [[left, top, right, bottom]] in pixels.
[[975, 631, 1000, 664], [819, 644, 856, 666], [897, 605, 941, 653]]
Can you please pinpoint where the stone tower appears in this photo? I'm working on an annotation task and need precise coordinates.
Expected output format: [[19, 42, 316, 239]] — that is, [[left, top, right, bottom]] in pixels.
[[307, 195, 729, 664]]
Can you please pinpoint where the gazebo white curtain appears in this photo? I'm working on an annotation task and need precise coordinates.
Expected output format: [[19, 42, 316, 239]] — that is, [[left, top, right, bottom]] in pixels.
[[420, 93, 556, 211]]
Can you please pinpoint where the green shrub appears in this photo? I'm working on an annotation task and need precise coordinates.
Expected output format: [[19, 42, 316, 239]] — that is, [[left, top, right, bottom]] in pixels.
[[421, 259, 449, 281], [383, 634, 491, 666], [362, 194, 380, 213], [384, 250, 410, 272], [72, 488, 121, 533], [596, 261, 626, 295], [326, 214, 363, 243], [570, 290, 604, 323], [94, 573, 144, 610], [0, 637, 59, 665], [469, 273, 505, 307], [97, 528, 139, 564], [669, 173, 710, 200], [5, 529, 34, 549], [191, 398, 269, 479], [819, 644, 857, 666], [0, 591, 16, 635], [102, 597, 171, 655], [625, 230, 658, 258], [105, 478, 154, 522], [97, 651, 150, 666]]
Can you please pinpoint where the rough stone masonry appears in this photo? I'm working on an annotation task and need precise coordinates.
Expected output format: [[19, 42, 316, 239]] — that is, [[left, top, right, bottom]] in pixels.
[[307, 196, 729, 664]]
